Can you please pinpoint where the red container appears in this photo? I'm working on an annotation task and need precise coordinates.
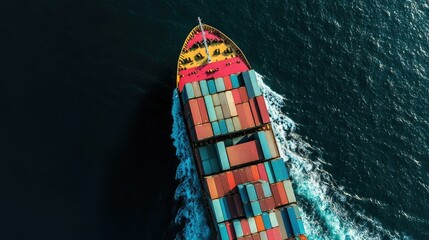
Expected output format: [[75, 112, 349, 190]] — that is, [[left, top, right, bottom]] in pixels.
[[225, 221, 236, 239], [220, 173, 230, 193], [197, 97, 209, 123], [236, 102, 256, 129], [189, 98, 202, 125], [244, 166, 253, 182], [239, 168, 248, 183], [226, 140, 261, 167], [270, 184, 282, 207], [277, 182, 289, 205], [233, 169, 242, 185], [256, 96, 270, 124], [232, 89, 242, 104], [214, 175, 225, 197], [205, 176, 218, 199], [193, 123, 213, 140], [249, 98, 262, 126], [260, 196, 275, 211], [240, 219, 251, 236], [257, 163, 269, 182], [266, 227, 282, 240], [226, 171, 236, 192], [251, 233, 261, 240], [254, 182, 265, 199], [223, 76, 233, 90], [238, 86, 249, 102], [244, 235, 252, 240]]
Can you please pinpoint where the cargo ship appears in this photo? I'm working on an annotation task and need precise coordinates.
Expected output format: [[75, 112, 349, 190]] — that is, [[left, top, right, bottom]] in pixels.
[[176, 18, 307, 240]]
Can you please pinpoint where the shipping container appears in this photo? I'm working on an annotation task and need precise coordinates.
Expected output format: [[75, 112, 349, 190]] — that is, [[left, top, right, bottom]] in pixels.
[[225, 118, 235, 133], [238, 87, 249, 103], [197, 97, 209, 123], [204, 95, 217, 122], [188, 99, 202, 126], [256, 96, 270, 124], [255, 215, 265, 232], [260, 197, 275, 212], [212, 121, 221, 136], [215, 106, 225, 120], [283, 180, 296, 203], [270, 158, 289, 182], [240, 219, 251, 236], [230, 74, 241, 88], [262, 212, 272, 229], [232, 116, 242, 131], [212, 199, 224, 222], [248, 217, 258, 234], [219, 119, 228, 135], [206, 176, 218, 199], [223, 76, 233, 90], [225, 91, 238, 117], [242, 69, 262, 98], [193, 123, 213, 140], [250, 201, 262, 216], [208, 79, 217, 94], [245, 184, 258, 202], [215, 77, 226, 92], [256, 131, 272, 160], [227, 140, 261, 167], [183, 82, 195, 102], [233, 219, 244, 238], [192, 81, 202, 97], [220, 93, 232, 118], [212, 93, 221, 106], [257, 163, 269, 182], [264, 130, 280, 159], [226, 222, 236, 239], [249, 98, 262, 126], [232, 88, 242, 104], [218, 223, 229, 240], [216, 141, 230, 170], [236, 102, 255, 129], [199, 80, 209, 96]]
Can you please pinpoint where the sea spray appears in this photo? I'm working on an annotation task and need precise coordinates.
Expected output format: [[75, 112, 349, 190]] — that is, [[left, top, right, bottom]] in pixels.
[[256, 72, 398, 239], [171, 89, 211, 240]]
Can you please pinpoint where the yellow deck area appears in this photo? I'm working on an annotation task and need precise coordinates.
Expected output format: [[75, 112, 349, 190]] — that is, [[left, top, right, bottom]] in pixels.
[[176, 24, 251, 87]]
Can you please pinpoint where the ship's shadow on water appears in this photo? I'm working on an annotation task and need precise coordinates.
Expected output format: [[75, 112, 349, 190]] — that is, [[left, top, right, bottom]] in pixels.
[[101, 72, 180, 240]]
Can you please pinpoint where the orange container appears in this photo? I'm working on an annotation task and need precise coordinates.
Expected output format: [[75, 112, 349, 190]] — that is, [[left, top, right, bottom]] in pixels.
[[251, 165, 261, 180], [188, 98, 202, 125], [245, 166, 254, 182], [236, 102, 256, 129], [232, 88, 242, 104], [193, 123, 213, 140], [205, 176, 218, 199], [254, 215, 265, 232], [233, 169, 242, 185], [277, 182, 289, 205], [238, 86, 249, 102], [197, 97, 209, 123], [223, 75, 233, 90], [213, 175, 225, 197], [226, 140, 260, 167], [239, 168, 248, 183], [256, 96, 270, 124]]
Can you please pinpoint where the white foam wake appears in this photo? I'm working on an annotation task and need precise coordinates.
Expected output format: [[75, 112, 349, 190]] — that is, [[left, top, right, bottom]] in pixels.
[[171, 89, 211, 240], [256, 72, 400, 240]]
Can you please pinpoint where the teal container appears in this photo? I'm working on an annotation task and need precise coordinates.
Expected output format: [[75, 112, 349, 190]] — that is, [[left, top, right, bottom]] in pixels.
[[242, 69, 262, 98], [262, 212, 272, 229], [212, 199, 224, 223], [220, 197, 231, 220], [245, 184, 258, 202], [297, 218, 305, 235], [287, 207, 300, 236], [230, 74, 240, 88], [202, 160, 212, 175], [199, 80, 209, 96], [209, 157, 220, 173], [225, 118, 235, 133], [263, 162, 275, 183], [233, 220, 243, 237], [256, 131, 272, 160], [281, 208, 294, 237], [261, 181, 272, 197], [219, 120, 228, 134], [218, 223, 229, 240], [215, 141, 230, 170], [269, 212, 279, 227], [208, 79, 216, 94], [270, 158, 289, 181], [204, 95, 217, 122], [184, 82, 195, 100], [212, 121, 221, 136], [215, 77, 226, 92], [250, 201, 262, 216]]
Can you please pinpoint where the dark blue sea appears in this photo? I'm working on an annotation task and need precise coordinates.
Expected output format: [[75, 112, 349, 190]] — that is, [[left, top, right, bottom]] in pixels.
[[1, 1, 428, 239]]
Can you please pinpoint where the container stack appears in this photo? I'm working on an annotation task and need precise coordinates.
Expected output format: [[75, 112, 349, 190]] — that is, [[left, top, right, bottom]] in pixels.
[[180, 69, 307, 239], [182, 69, 270, 142]]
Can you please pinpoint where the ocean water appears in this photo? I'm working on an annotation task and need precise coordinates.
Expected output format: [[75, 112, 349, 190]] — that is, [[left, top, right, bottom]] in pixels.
[[2, 0, 428, 240]]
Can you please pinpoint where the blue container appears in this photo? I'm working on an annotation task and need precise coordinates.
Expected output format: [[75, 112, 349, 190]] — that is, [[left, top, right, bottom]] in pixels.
[[297, 218, 305, 235], [199, 80, 209, 96], [245, 184, 258, 202], [220, 197, 231, 220], [209, 157, 220, 173], [262, 212, 272, 229], [256, 131, 272, 160], [202, 160, 212, 175], [225, 118, 235, 133], [292, 205, 302, 218], [218, 223, 229, 240], [287, 207, 300, 236], [204, 95, 217, 122], [219, 120, 228, 134], [212, 121, 221, 136], [212, 199, 224, 223], [281, 208, 294, 237], [242, 70, 262, 98], [215, 141, 230, 170], [230, 74, 240, 88], [215, 77, 226, 92], [250, 201, 262, 216], [233, 219, 244, 237], [238, 185, 250, 203], [263, 162, 275, 183], [208, 79, 217, 94], [271, 158, 289, 182], [261, 181, 272, 197], [248, 217, 257, 233]]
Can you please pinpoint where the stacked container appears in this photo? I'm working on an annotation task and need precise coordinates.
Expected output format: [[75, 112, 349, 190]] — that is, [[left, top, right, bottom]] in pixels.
[[180, 69, 307, 240]]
